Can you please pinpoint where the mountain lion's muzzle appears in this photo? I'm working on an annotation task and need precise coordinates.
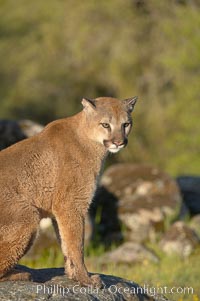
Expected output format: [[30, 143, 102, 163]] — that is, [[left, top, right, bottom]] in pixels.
[[103, 138, 128, 153]]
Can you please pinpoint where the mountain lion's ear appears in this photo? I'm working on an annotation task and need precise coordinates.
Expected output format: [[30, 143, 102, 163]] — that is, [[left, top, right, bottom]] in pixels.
[[81, 98, 96, 113], [124, 96, 138, 113]]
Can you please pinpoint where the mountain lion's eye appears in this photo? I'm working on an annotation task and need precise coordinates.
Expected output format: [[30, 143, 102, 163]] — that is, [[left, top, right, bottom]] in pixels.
[[101, 123, 110, 129], [124, 123, 130, 128]]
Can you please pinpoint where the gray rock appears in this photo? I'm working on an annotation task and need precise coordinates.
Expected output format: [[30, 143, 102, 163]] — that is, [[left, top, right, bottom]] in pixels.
[[18, 119, 44, 137], [0, 119, 44, 151], [94, 164, 182, 244], [176, 176, 200, 215], [0, 120, 26, 150], [0, 265, 169, 301], [160, 221, 199, 257], [190, 214, 200, 238], [101, 242, 159, 264]]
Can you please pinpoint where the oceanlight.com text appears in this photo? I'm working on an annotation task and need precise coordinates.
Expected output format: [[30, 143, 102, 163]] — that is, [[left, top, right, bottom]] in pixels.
[[36, 283, 194, 297]]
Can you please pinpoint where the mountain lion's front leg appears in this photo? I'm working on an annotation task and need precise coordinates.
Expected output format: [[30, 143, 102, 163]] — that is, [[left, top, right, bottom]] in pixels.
[[53, 203, 103, 288]]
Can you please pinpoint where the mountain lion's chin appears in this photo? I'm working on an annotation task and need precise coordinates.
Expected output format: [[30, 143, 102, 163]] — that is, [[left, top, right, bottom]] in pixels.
[[108, 147, 123, 154]]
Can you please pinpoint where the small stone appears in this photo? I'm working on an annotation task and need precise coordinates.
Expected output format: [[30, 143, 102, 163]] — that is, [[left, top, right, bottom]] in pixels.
[[101, 242, 159, 264], [160, 221, 199, 257]]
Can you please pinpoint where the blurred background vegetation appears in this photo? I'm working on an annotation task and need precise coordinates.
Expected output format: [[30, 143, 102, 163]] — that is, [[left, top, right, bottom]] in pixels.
[[0, 0, 200, 176]]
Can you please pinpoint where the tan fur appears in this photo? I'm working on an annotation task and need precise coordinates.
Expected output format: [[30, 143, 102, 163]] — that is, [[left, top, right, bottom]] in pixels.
[[0, 96, 137, 287]]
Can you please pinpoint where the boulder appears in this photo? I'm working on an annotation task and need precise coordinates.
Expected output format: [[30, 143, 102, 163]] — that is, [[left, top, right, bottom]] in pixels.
[[159, 221, 199, 257], [93, 164, 182, 244], [18, 119, 44, 137], [0, 265, 169, 301], [0, 119, 44, 151], [101, 242, 159, 264], [176, 176, 200, 216], [0, 120, 26, 150], [190, 214, 200, 238]]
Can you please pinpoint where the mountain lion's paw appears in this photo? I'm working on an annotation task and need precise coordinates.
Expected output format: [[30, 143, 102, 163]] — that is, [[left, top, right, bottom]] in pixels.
[[0, 270, 32, 282], [90, 274, 104, 288]]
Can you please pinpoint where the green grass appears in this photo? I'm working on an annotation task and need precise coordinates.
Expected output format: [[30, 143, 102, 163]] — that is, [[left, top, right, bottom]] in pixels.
[[85, 244, 200, 301], [20, 243, 200, 301]]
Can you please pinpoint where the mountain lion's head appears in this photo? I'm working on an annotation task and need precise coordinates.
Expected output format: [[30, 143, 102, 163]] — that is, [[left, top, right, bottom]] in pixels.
[[82, 96, 137, 153]]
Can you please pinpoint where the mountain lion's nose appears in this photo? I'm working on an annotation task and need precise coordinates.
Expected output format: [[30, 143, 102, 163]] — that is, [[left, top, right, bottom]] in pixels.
[[113, 138, 128, 147], [113, 140, 124, 146]]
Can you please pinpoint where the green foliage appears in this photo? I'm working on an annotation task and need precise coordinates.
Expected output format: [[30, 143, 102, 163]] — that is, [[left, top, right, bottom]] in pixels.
[[93, 247, 200, 301], [0, 0, 200, 175]]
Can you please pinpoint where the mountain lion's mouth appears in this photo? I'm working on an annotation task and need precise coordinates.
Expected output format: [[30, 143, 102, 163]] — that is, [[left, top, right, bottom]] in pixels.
[[108, 145, 124, 153], [103, 139, 127, 153]]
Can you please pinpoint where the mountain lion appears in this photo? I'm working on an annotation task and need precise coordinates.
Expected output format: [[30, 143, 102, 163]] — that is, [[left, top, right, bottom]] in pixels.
[[0, 96, 137, 287]]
